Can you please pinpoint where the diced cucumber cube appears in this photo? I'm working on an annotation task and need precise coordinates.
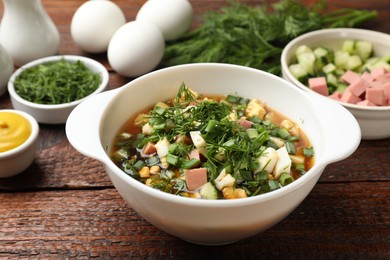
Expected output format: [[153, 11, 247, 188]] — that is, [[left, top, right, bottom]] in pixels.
[[314, 47, 333, 63], [314, 47, 329, 58], [297, 52, 316, 75], [199, 182, 218, 200], [345, 55, 363, 70], [322, 63, 336, 74], [334, 51, 350, 68], [361, 57, 380, 71], [336, 82, 348, 94], [335, 69, 345, 76], [372, 60, 390, 71], [381, 54, 390, 63], [295, 45, 313, 56], [355, 40, 373, 61], [342, 40, 355, 54], [326, 73, 338, 87], [289, 63, 308, 82]]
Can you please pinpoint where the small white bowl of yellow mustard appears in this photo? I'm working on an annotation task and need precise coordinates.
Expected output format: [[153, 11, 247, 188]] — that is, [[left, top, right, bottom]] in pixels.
[[0, 109, 39, 178]]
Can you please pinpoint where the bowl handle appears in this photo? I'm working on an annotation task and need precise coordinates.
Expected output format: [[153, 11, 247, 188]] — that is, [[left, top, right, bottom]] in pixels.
[[65, 89, 119, 162], [309, 93, 361, 165]]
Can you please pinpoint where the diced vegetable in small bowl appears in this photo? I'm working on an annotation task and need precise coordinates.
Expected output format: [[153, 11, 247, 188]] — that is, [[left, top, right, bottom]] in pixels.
[[281, 28, 390, 140], [65, 63, 360, 245], [7, 55, 109, 124]]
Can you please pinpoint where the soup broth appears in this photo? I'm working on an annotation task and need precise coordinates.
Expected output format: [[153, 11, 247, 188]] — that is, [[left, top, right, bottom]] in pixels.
[[111, 84, 314, 200]]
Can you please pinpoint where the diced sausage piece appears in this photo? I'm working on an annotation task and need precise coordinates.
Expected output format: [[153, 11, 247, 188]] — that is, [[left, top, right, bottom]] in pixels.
[[143, 142, 157, 155], [375, 75, 390, 84], [189, 149, 200, 161], [340, 90, 362, 104], [329, 91, 342, 100], [361, 72, 374, 83], [371, 67, 387, 79], [341, 70, 360, 84], [184, 168, 208, 191], [308, 77, 328, 96], [347, 78, 370, 97], [366, 88, 385, 105], [383, 83, 390, 101], [239, 118, 253, 129], [175, 134, 191, 144], [356, 100, 377, 106], [370, 81, 384, 89], [188, 149, 202, 167]]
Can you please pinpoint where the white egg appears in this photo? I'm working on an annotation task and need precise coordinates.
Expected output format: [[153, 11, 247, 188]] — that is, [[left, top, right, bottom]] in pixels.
[[136, 0, 193, 41], [71, 0, 126, 53], [107, 21, 165, 78]]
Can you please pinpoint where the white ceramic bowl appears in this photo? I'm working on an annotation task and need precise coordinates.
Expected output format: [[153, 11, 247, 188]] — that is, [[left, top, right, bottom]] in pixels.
[[281, 28, 390, 140], [66, 63, 360, 245], [0, 109, 39, 178], [8, 55, 109, 124]]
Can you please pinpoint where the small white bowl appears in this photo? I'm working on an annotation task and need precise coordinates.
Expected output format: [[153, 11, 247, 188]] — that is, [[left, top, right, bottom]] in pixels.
[[7, 55, 109, 124], [66, 63, 360, 245], [0, 109, 39, 178], [281, 28, 390, 140]]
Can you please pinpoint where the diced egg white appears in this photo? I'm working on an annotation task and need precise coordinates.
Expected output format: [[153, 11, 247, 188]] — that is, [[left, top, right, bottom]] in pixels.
[[256, 147, 277, 173], [214, 168, 235, 191], [269, 136, 285, 148], [155, 137, 170, 158], [142, 123, 153, 135], [274, 146, 292, 178], [189, 131, 206, 154]]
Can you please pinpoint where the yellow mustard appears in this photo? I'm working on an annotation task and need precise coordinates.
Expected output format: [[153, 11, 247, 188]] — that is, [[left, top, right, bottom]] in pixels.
[[0, 111, 32, 153]]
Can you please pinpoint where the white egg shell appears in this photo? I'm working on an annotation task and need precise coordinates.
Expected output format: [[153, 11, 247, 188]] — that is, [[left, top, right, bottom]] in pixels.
[[71, 0, 126, 53], [136, 0, 193, 41], [107, 21, 165, 78]]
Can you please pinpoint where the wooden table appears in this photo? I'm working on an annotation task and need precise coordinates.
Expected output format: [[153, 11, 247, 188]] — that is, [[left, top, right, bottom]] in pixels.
[[0, 0, 389, 258]]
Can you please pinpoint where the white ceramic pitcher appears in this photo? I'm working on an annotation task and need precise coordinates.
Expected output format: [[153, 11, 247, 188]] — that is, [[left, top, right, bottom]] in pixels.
[[0, 0, 60, 67], [0, 43, 13, 96]]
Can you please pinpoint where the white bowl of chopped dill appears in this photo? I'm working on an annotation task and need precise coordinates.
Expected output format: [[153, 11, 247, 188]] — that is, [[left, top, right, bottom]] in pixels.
[[66, 63, 360, 245], [7, 55, 109, 124]]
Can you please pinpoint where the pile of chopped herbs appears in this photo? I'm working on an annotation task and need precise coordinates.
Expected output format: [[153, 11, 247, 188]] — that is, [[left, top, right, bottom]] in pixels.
[[14, 59, 101, 105], [163, 0, 377, 75]]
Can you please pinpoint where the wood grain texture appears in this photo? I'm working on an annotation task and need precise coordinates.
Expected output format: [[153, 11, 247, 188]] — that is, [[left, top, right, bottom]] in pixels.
[[0, 0, 389, 258]]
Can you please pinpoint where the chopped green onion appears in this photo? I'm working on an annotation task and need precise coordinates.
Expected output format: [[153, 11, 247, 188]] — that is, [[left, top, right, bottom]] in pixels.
[[239, 97, 250, 105], [303, 147, 315, 157], [146, 156, 160, 166], [223, 139, 235, 148], [280, 172, 294, 186], [277, 127, 290, 139], [152, 123, 166, 130], [268, 179, 280, 191], [205, 119, 217, 133], [167, 154, 180, 166], [133, 160, 146, 171], [168, 143, 180, 154], [154, 106, 166, 116], [182, 158, 200, 169], [246, 128, 258, 139], [285, 141, 296, 154], [226, 94, 241, 104], [294, 163, 306, 173]]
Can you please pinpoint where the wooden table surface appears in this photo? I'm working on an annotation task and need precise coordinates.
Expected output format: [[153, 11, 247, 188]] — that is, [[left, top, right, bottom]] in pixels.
[[1, 0, 389, 258]]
